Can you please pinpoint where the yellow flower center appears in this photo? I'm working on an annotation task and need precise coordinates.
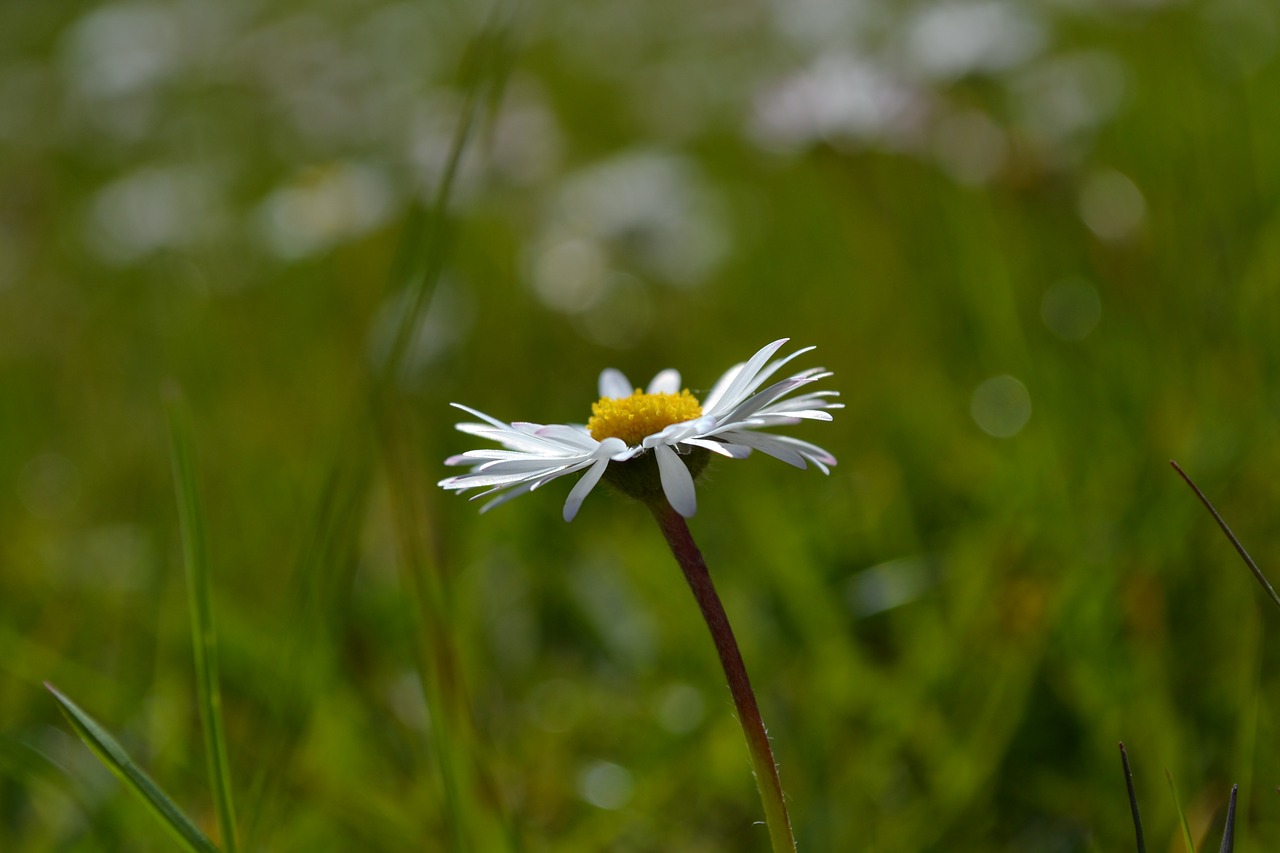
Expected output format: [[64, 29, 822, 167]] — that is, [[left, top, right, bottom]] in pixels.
[[587, 389, 703, 446]]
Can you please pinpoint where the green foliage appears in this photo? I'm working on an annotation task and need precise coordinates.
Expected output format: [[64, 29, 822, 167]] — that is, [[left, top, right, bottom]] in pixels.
[[45, 684, 219, 853], [165, 388, 238, 851], [2, 0, 1279, 850]]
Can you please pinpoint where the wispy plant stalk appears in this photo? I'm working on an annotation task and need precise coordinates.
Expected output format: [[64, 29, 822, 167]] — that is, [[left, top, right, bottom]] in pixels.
[[165, 386, 239, 853], [1170, 460, 1280, 611], [1166, 768, 1196, 853]]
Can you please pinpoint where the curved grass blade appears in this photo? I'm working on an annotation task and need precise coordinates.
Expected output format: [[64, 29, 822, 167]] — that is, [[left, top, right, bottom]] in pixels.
[[1170, 460, 1280, 611], [165, 386, 239, 853], [45, 683, 220, 853], [1166, 767, 1196, 853], [1119, 743, 1146, 853], [1219, 784, 1237, 853]]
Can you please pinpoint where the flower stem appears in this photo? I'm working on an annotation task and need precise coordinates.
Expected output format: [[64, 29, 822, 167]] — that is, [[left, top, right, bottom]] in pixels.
[[648, 501, 796, 852]]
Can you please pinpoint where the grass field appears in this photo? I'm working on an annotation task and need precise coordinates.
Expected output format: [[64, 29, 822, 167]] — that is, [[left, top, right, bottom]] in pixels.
[[3, 1, 1280, 850]]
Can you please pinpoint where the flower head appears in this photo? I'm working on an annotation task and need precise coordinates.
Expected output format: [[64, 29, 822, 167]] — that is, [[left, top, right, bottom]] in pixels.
[[439, 338, 841, 521]]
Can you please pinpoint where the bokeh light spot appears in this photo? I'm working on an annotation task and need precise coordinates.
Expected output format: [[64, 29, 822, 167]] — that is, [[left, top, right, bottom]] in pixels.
[[18, 453, 81, 519], [530, 238, 607, 313], [530, 679, 583, 734], [1041, 278, 1102, 341], [654, 683, 705, 734], [577, 761, 634, 810], [932, 110, 1008, 185], [1079, 169, 1146, 242], [970, 375, 1031, 438]]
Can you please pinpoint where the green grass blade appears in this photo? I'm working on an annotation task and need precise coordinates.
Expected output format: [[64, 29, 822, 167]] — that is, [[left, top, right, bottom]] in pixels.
[[240, 438, 373, 847], [165, 386, 239, 853], [45, 683, 220, 853], [1166, 767, 1196, 853]]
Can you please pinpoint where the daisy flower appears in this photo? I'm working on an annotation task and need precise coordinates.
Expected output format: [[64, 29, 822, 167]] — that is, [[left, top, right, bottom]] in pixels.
[[439, 338, 841, 521]]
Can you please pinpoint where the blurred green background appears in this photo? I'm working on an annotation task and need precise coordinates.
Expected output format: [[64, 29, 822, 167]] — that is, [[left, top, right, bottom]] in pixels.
[[3, 0, 1279, 850]]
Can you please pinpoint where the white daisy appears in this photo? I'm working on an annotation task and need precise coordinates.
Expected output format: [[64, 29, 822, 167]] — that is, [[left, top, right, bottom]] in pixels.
[[439, 338, 841, 521]]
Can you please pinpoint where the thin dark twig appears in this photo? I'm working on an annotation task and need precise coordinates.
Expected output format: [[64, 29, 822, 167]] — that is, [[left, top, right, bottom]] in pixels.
[[1219, 784, 1238, 853], [1170, 460, 1280, 611], [1120, 743, 1147, 853]]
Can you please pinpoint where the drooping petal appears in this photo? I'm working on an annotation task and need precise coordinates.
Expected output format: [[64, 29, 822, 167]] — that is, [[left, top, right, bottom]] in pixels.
[[563, 456, 611, 521], [439, 462, 573, 492], [655, 444, 697, 517], [599, 368, 633, 399], [718, 430, 837, 473]]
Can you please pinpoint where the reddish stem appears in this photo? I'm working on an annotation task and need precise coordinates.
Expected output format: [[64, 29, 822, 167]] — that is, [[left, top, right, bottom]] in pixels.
[[649, 501, 795, 851]]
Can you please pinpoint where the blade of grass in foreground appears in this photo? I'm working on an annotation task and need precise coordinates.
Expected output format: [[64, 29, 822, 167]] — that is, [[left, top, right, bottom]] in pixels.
[[1218, 784, 1237, 853], [1166, 768, 1197, 853], [165, 386, 239, 853], [45, 683, 220, 853], [1119, 743, 1146, 853]]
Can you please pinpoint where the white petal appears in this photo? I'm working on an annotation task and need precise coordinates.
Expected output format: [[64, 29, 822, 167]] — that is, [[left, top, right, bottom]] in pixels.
[[562, 457, 611, 521], [478, 482, 537, 513], [701, 362, 743, 412], [535, 424, 601, 449], [449, 402, 513, 430], [750, 346, 818, 392], [456, 423, 579, 455], [599, 368, 633, 399], [719, 430, 837, 471], [681, 437, 753, 458], [440, 464, 567, 490], [471, 456, 578, 476], [642, 416, 712, 449], [655, 444, 697, 517], [646, 368, 681, 395], [597, 437, 630, 456], [716, 375, 813, 422], [701, 338, 789, 412], [733, 434, 809, 468]]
